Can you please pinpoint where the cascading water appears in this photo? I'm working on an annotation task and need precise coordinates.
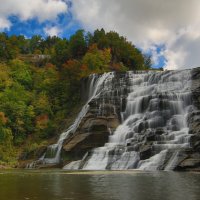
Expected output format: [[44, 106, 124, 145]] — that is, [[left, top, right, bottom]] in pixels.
[[64, 69, 195, 171], [27, 72, 114, 168]]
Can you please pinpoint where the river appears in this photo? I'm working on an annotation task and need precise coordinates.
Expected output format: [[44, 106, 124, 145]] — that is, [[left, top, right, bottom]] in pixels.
[[0, 170, 199, 200]]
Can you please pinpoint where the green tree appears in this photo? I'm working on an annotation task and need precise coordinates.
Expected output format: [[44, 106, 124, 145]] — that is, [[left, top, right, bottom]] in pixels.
[[8, 59, 33, 89], [0, 33, 19, 60], [0, 83, 32, 144], [93, 28, 109, 49], [51, 39, 70, 67], [0, 64, 12, 90], [144, 55, 152, 69], [69, 30, 87, 59], [82, 44, 111, 73], [29, 35, 43, 54], [16, 35, 30, 54]]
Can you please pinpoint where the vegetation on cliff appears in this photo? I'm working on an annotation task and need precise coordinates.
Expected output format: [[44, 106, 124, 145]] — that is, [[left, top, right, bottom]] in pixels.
[[0, 28, 151, 166]]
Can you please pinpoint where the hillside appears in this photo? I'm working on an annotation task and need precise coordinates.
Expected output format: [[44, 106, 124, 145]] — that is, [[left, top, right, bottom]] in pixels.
[[0, 29, 152, 167]]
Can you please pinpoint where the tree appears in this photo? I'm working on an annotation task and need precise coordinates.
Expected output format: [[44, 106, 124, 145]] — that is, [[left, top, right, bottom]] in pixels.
[[69, 30, 87, 59], [33, 92, 52, 116], [144, 55, 152, 69], [62, 59, 82, 81], [0, 125, 14, 162], [16, 35, 29, 54], [82, 44, 111, 73], [0, 64, 12, 90], [0, 82, 32, 144], [0, 112, 16, 163], [0, 33, 19, 60], [0, 29, 153, 163], [29, 35, 43, 54], [8, 59, 33, 89], [51, 39, 70, 67], [93, 28, 109, 49]]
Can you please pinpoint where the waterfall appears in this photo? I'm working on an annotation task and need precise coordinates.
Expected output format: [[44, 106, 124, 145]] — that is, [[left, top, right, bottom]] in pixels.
[[63, 69, 195, 170], [27, 72, 114, 168]]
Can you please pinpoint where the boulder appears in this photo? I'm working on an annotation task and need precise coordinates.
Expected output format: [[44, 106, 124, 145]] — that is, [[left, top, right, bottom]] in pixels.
[[139, 145, 152, 160], [62, 131, 110, 163], [178, 159, 200, 169], [61, 68, 200, 171]]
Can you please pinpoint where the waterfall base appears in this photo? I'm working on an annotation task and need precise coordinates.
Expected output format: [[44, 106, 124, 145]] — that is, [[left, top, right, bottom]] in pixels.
[[27, 69, 200, 171]]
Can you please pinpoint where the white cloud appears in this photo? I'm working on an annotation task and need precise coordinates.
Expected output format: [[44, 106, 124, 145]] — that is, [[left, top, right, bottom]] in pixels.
[[0, 0, 68, 29], [0, 18, 11, 31], [71, 0, 200, 69], [164, 24, 200, 69], [44, 26, 61, 36]]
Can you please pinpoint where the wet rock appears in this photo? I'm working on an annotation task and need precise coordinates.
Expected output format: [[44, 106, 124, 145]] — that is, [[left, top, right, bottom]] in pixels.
[[19, 146, 47, 161], [146, 134, 155, 141], [61, 110, 119, 164], [89, 119, 108, 132], [181, 67, 200, 170], [62, 131, 110, 162], [190, 135, 200, 150], [155, 128, 164, 135], [174, 150, 200, 171], [60, 73, 126, 165], [81, 118, 107, 132], [188, 111, 200, 135], [178, 159, 200, 169], [107, 117, 120, 129], [42, 68, 200, 171], [139, 145, 152, 160]]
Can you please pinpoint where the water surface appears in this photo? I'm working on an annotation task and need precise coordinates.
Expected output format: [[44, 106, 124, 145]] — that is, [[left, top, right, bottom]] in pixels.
[[0, 170, 199, 200]]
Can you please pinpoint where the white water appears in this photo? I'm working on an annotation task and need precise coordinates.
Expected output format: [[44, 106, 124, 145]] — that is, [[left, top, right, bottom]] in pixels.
[[66, 70, 194, 170], [27, 72, 114, 167], [164, 151, 181, 171]]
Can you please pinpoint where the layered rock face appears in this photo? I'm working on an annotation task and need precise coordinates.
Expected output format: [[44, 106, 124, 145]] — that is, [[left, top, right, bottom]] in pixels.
[[29, 69, 200, 171], [176, 68, 200, 171], [62, 72, 128, 166], [28, 72, 125, 168]]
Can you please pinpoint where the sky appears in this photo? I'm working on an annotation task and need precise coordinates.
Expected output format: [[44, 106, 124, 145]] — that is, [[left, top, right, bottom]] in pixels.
[[1, 0, 200, 70]]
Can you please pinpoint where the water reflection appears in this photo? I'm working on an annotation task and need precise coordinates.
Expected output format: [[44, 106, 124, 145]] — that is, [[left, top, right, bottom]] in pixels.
[[0, 170, 199, 200], [88, 172, 200, 200]]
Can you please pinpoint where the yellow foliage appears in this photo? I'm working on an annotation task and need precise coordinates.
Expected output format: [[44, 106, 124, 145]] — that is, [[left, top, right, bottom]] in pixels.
[[0, 64, 13, 89], [0, 112, 8, 125], [36, 114, 49, 129]]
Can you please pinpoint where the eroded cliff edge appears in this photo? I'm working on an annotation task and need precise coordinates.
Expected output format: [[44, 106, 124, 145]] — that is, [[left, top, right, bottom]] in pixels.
[[25, 69, 200, 171], [60, 69, 200, 171], [61, 73, 127, 165], [176, 68, 200, 171]]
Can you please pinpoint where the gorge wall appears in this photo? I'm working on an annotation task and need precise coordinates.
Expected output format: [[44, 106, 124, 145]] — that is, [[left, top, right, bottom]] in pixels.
[[28, 68, 200, 171]]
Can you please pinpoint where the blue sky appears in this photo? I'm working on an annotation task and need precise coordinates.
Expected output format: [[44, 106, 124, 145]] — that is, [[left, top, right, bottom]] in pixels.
[[5, 1, 81, 39], [6, 13, 81, 39], [5, 10, 164, 68], [1, 0, 200, 70]]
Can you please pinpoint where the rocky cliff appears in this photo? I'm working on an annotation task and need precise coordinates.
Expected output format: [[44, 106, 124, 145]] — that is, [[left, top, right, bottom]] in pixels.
[[28, 69, 200, 171], [61, 73, 126, 165], [176, 68, 200, 171]]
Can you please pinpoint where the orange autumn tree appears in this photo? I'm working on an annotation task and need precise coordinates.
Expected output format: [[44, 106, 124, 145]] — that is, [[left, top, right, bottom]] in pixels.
[[62, 59, 83, 81], [0, 112, 8, 125], [35, 114, 49, 130], [82, 44, 111, 74]]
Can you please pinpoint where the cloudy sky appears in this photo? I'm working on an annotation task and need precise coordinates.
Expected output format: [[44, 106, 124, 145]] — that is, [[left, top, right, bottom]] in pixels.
[[1, 0, 200, 69]]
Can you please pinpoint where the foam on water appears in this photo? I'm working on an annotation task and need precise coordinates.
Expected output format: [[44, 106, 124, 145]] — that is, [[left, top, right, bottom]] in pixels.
[[27, 72, 114, 167], [64, 70, 194, 170]]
